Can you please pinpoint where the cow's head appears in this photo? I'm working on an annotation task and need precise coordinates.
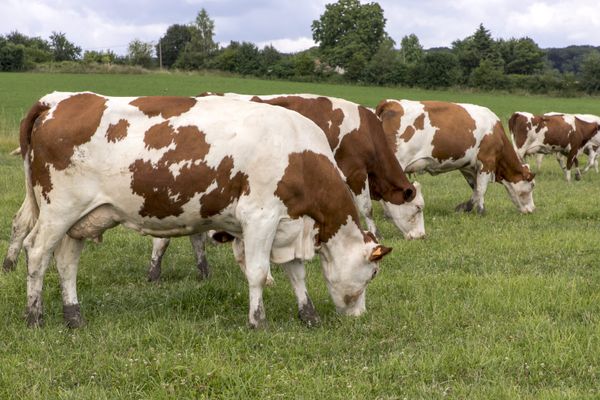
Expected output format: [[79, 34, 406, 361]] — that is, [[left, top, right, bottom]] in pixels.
[[318, 218, 392, 316], [380, 181, 425, 239], [501, 164, 536, 214]]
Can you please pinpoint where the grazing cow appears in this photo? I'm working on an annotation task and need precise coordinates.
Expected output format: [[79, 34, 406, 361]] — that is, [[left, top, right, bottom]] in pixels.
[[12, 92, 391, 328], [376, 99, 536, 214], [509, 112, 600, 181], [146, 93, 424, 282]]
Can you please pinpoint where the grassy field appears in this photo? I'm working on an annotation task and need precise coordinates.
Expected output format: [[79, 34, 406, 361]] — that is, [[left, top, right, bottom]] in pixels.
[[1, 72, 600, 399]]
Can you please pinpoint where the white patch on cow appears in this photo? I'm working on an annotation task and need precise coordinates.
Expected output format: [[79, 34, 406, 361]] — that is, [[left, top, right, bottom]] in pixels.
[[381, 181, 425, 239]]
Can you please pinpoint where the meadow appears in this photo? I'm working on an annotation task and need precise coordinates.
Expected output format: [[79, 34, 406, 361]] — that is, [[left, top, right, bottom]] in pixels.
[[1, 72, 600, 399]]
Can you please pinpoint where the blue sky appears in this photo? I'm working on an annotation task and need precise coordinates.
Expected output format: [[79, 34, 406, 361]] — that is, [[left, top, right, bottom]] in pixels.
[[1, 0, 599, 55]]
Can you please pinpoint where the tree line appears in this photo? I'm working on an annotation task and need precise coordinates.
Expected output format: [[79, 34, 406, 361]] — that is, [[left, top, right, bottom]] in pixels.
[[1, 0, 600, 95]]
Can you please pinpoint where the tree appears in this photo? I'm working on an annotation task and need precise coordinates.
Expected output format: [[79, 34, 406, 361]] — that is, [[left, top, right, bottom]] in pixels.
[[417, 51, 461, 88], [364, 38, 404, 85], [157, 24, 193, 68], [259, 45, 282, 76], [452, 24, 501, 80], [312, 0, 388, 72], [175, 8, 218, 69], [235, 42, 261, 75], [581, 50, 600, 93], [0, 39, 26, 71], [400, 34, 423, 65], [127, 39, 154, 68], [498, 37, 545, 75], [83, 50, 116, 64], [49, 31, 81, 61], [470, 59, 508, 90]]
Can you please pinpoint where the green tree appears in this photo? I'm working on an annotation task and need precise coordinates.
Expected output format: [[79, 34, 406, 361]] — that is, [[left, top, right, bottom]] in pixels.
[[127, 39, 154, 68], [581, 50, 600, 93], [312, 0, 388, 72], [175, 8, 218, 69], [259, 45, 282, 76], [470, 59, 508, 90], [0, 38, 26, 71], [49, 31, 81, 61], [83, 50, 116, 64], [235, 42, 261, 75], [452, 24, 501, 81], [158, 24, 193, 68], [400, 34, 423, 65], [498, 37, 545, 75], [365, 38, 404, 85], [417, 51, 461, 88]]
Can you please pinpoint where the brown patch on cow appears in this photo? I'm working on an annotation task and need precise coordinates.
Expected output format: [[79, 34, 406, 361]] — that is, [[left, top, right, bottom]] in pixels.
[[31, 93, 107, 201], [425, 101, 477, 162], [480, 121, 533, 183], [253, 96, 345, 150], [400, 126, 416, 142], [574, 118, 599, 143], [508, 113, 529, 149], [413, 113, 425, 130], [376, 100, 404, 149], [106, 119, 129, 143], [541, 115, 572, 148], [275, 151, 359, 243], [130, 126, 249, 219], [130, 96, 197, 119], [144, 121, 177, 150]]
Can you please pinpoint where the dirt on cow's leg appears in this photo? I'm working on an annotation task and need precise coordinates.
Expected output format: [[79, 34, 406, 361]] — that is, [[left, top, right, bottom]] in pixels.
[[455, 200, 474, 213], [190, 233, 210, 280], [148, 237, 170, 282], [282, 260, 320, 328]]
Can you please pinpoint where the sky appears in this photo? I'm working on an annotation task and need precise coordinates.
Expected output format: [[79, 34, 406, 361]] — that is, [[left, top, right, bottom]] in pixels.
[[1, 0, 599, 55]]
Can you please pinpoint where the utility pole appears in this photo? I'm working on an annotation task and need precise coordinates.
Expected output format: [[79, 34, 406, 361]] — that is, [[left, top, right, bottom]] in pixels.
[[159, 41, 163, 70]]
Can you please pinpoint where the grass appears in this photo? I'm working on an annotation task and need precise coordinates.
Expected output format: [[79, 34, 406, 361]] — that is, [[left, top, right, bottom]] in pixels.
[[1, 72, 600, 399]]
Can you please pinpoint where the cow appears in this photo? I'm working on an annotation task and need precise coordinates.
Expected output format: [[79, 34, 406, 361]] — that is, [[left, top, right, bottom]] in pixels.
[[376, 99, 536, 214], [145, 93, 425, 283], [509, 112, 600, 181], [11, 92, 392, 329]]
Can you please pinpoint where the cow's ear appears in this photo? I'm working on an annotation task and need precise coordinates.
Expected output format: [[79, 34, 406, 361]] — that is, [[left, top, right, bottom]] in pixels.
[[369, 245, 392, 262]]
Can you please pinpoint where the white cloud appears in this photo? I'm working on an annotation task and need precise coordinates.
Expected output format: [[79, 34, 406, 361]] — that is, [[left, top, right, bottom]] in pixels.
[[256, 37, 316, 53]]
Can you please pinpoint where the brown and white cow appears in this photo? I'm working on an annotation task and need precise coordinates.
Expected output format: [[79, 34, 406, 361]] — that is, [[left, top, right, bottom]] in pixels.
[[146, 93, 425, 282], [509, 112, 600, 181], [11, 92, 392, 329], [376, 99, 536, 214]]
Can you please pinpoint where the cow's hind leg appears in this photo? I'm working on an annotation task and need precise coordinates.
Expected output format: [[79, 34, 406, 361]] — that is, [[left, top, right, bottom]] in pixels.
[[147, 238, 170, 282], [282, 259, 320, 327], [555, 153, 571, 181], [23, 221, 68, 327], [455, 169, 476, 212], [3, 200, 35, 272], [190, 233, 210, 280], [54, 236, 85, 328], [535, 154, 544, 172]]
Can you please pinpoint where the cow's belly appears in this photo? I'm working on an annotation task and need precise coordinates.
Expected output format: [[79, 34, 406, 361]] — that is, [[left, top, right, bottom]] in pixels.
[[403, 156, 473, 175]]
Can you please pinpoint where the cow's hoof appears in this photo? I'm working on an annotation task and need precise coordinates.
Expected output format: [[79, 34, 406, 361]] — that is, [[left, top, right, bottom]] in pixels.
[[26, 311, 44, 328], [575, 173, 581, 181], [265, 274, 275, 287], [147, 265, 161, 282], [63, 304, 85, 329], [455, 200, 474, 213], [476, 206, 486, 215], [2, 257, 16, 272], [298, 299, 320, 328], [249, 304, 267, 329], [196, 258, 210, 281]]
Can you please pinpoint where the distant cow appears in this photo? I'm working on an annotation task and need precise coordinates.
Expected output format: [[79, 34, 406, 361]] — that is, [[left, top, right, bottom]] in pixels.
[[509, 112, 600, 181], [376, 99, 536, 214], [146, 93, 425, 282], [11, 92, 391, 329]]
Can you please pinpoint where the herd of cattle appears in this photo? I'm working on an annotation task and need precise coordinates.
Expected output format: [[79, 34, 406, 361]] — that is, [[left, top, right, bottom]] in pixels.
[[2, 91, 599, 329]]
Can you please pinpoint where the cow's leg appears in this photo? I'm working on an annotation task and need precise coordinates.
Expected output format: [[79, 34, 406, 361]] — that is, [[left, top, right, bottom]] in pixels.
[[241, 218, 278, 329], [583, 147, 596, 173], [282, 259, 320, 327], [573, 157, 582, 181], [555, 153, 570, 181], [189, 233, 210, 280], [23, 221, 67, 327], [455, 169, 475, 212], [233, 238, 274, 286], [3, 200, 34, 272], [471, 171, 492, 215], [535, 154, 544, 172], [354, 187, 380, 238], [54, 236, 86, 328], [147, 238, 170, 282]]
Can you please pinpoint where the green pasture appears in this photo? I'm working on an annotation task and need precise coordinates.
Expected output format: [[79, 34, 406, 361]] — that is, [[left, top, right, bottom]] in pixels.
[[1, 72, 600, 399]]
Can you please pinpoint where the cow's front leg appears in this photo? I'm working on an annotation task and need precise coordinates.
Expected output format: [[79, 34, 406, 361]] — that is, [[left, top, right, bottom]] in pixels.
[[282, 259, 320, 327], [354, 188, 380, 238], [148, 237, 170, 281], [556, 153, 571, 181], [189, 233, 209, 280], [242, 218, 278, 329], [233, 238, 274, 286], [535, 154, 544, 172], [455, 170, 475, 212], [572, 157, 582, 181], [55, 236, 86, 328]]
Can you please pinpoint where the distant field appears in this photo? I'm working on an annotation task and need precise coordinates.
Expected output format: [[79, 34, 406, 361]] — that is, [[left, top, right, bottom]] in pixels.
[[1, 72, 600, 399]]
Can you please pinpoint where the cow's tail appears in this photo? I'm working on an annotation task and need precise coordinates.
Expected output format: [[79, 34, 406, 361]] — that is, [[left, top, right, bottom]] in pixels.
[[3, 102, 49, 271], [20, 101, 50, 217]]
